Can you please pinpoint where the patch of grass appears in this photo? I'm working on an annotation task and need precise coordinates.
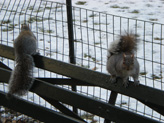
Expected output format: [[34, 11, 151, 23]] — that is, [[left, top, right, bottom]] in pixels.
[[39, 27, 44, 32], [8, 24, 18, 30], [76, 1, 87, 5], [73, 19, 80, 22], [84, 54, 98, 62], [2, 28, 13, 32], [151, 74, 162, 80], [89, 14, 97, 18], [83, 20, 88, 23], [74, 40, 81, 43], [39, 28, 54, 33], [120, 101, 127, 106], [46, 29, 54, 33], [94, 42, 101, 45], [28, 17, 52, 23], [53, 5, 63, 9], [77, 63, 90, 68], [2, 23, 15, 32], [34, 8, 44, 13], [121, 6, 129, 9], [110, 5, 120, 8], [45, 7, 52, 9], [28, 6, 34, 10], [149, 18, 158, 21], [94, 22, 99, 25], [81, 64, 90, 69], [92, 57, 96, 62], [84, 54, 90, 57], [140, 71, 147, 75], [130, 10, 139, 14], [1, 19, 12, 24], [28, 17, 38, 23], [154, 37, 164, 40]]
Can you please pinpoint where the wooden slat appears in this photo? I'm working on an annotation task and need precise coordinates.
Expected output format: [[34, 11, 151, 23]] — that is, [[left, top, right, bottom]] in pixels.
[[0, 68, 160, 123], [0, 91, 85, 123], [0, 62, 11, 70], [31, 80, 161, 123], [39, 95, 86, 122], [0, 44, 164, 115], [37, 78, 94, 86]]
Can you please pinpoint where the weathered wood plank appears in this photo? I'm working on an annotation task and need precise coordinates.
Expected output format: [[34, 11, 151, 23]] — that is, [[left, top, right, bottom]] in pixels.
[[0, 44, 164, 115], [37, 78, 94, 86], [0, 62, 11, 70], [0, 68, 160, 123], [0, 91, 85, 123], [31, 80, 161, 123], [39, 95, 86, 122]]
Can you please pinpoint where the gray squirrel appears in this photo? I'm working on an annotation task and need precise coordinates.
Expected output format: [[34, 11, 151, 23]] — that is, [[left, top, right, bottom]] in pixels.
[[8, 24, 37, 97], [107, 33, 140, 87]]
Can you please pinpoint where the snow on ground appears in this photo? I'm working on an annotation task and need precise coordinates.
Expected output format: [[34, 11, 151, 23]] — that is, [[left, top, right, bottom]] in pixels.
[[55, 0, 164, 24], [0, 0, 164, 122]]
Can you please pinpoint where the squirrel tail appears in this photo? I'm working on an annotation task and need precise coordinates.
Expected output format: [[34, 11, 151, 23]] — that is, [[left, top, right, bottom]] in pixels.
[[7, 54, 34, 97], [108, 33, 139, 56]]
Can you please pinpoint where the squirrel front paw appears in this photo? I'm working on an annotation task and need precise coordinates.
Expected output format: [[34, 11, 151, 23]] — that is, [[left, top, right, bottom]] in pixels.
[[122, 80, 129, 88], [134, 80, 140, 86]]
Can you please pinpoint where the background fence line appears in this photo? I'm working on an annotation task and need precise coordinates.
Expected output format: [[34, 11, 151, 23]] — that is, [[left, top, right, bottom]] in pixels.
[[0, 0, 164, 122]]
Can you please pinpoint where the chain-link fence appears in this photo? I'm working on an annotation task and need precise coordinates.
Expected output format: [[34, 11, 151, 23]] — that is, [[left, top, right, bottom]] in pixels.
[[0, 0, 164, 122]]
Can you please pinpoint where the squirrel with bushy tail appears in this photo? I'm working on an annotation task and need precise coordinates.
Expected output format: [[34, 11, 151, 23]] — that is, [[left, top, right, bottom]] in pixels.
[[7, 23, 38, 97], [107, 33, 140, 87]]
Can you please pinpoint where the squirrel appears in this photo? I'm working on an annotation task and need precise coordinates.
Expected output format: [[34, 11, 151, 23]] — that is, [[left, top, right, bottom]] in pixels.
[[7, 23, 37, 97], [106, 33, 140, 87]]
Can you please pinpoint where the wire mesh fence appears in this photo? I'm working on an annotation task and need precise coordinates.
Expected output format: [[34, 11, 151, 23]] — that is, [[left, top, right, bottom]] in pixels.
[[0, 0, 164, 122]]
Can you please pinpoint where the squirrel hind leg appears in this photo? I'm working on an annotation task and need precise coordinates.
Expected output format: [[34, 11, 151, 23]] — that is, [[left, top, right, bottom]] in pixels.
[[133, 77, 140, 86], [110, 75, 117, 83], [122, 77, 129, 88]]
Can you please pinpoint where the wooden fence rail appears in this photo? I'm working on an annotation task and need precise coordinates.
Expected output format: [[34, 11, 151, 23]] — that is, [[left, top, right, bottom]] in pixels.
[[0, 44, 163, 122]]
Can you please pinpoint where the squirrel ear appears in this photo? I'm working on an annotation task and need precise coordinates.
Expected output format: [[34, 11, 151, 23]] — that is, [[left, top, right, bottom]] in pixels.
[[123, 53, 126, 58], [131, 54, 134, 58]]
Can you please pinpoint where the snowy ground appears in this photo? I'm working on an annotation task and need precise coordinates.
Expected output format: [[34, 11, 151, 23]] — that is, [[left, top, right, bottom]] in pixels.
[[55, 0, 164, 24], [0, 0, 164, 122]]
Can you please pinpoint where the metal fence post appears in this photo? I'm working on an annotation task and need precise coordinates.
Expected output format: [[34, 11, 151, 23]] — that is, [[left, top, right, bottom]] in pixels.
[[66, 0, 77, 114]]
